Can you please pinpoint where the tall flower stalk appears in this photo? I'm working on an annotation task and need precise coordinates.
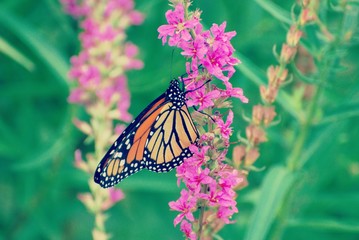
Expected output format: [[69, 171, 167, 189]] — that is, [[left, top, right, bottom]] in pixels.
[[233, 0, 317, 170], [62, 0, 143, 239], [158, 1, 248, 239]]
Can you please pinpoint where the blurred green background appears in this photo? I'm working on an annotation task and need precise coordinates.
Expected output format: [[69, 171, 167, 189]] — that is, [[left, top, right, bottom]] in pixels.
[[1, 0, 359, 239]]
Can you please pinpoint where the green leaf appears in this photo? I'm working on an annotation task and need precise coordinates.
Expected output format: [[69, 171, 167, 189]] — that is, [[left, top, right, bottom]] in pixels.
[[255, 0, 292, 25], [347, 0, 359, 7], [0, 36, 35, 71], [0, 9, 69, 89], [317, 101, 359, 125], [244, 166, 296, 240], [288, 217, 359, 233]]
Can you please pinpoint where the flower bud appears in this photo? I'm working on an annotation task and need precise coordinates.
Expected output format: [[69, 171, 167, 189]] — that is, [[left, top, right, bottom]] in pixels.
[[260, 85, 278, 104], [280, 44, 297, 64], [244, 147, 260, 166], [232, 145, 246, 168], [74, 149, 90, 173], [73, 118, 93, 135], [263, 106, 277, 126], [78, 193, 96, 212], [299, 8, 316, 26], [287, 26, 303, 46], [246, 125, 267, 145], [252, 105, 264, 126]]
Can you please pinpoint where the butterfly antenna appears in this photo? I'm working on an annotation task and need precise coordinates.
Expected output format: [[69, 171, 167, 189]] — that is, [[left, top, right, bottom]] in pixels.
[[184, 79, 212, 94], [170, 49, 175, 80]]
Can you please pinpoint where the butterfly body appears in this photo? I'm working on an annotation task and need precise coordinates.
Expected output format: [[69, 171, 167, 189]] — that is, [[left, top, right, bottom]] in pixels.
[[94, 79, 199, 188]]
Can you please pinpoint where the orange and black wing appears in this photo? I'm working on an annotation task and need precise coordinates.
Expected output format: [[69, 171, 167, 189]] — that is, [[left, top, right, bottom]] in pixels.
[[94, 79, 199, 188], [94, 93, 167, 188], [144, 102, 199, 172]]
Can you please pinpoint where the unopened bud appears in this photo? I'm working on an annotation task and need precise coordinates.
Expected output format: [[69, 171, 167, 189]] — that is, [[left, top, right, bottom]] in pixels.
[[233, 145, 246, 168], [263, 106, 277, 126], [260, 85, 278, 104], [299, 8, 316, 26], [280, 44, 297, 64], [287, 26, 303, 46], [244, 148, 260, 166], [246, 125, 267, 145], [252, 105, 264, 126]]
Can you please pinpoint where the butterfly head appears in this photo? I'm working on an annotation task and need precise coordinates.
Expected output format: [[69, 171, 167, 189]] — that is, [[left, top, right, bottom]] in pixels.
[[166, 79, 186, 108]]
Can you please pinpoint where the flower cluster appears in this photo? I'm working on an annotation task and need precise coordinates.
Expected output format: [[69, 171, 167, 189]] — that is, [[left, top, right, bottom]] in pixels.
[[63, 0, 144, 122], [158, 3, 248, 111], [158, 2, 248, 239], [62, 0, 143, 239]]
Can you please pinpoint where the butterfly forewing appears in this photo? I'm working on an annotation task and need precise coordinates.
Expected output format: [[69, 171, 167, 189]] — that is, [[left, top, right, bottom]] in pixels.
[[94, 79, 199, 188]]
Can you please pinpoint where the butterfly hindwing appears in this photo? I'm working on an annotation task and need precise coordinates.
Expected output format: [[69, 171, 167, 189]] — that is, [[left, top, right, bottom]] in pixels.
[[145, 103, 199, 173]]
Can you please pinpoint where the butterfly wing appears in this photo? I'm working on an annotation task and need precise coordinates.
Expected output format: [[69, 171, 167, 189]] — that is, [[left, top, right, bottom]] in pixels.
[[94, 79, 200, 188], [144, 103, 199, 172], [94, 94, 167, 188]]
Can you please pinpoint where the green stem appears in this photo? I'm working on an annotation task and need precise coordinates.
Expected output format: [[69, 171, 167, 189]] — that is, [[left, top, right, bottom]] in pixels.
[[270, 31, 341, 240], [286, 82, 324, 171], [269, 71, 326, 240]]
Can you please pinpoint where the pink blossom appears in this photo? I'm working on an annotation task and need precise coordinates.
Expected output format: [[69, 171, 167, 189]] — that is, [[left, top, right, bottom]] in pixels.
[[180, 220, 197, 240], [198, 181, 220, 206], [217, 205, 237, 224], [180, 34, 207, 59], [68, 88, 85, 103], [185, 168, 213, 193], [223, 81, 249, 103], [189, 144, 210, 167], [109, 188, 125, 203], [124, 43, 144, 69], [114, 124, 126, 135], [187, 88, 221, 110], [216, 110, 234, 139], [74, 149, 86, 170], [169, 189, 196, 226], [201, 49, 229, 81], [129, 11, 144, 25], [157, 4, 198, 46], [101, 188, 125, 211], [61, 0, 89, 17]]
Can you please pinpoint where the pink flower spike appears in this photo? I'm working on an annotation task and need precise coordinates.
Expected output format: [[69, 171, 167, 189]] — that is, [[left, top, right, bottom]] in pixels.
[[216, 110, 234, 139], [129, 11, 144, 25], [180, 220, 197, 240]]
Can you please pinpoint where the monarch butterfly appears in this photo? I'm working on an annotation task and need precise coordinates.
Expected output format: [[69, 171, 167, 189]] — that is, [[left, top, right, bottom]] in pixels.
[[94, 78, 200, 188]]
